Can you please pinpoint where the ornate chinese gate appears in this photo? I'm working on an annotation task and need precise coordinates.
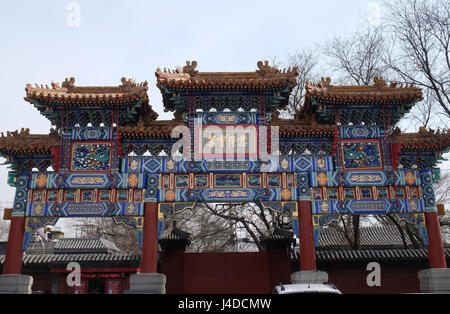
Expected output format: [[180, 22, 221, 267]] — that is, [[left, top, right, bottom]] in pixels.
[[0, 61, 449, 293]]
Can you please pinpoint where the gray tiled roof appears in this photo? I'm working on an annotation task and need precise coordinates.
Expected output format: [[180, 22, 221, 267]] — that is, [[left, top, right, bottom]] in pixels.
[[54, 238, 124, 254], [0, 253, 140, 266], [159, 221, 191, 251], [318, 225, 415, 248], [291, 226, 450, 263], [0, 237, 137, 267], [315, 247, 450, 263], [289, 245, 450, 263], [27, 238, 125, 255]]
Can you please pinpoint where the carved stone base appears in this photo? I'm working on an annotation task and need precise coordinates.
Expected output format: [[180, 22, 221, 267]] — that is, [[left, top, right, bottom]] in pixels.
[[291, 270, 329, 284], [418, 268, 450, 293], [0, 274, 33, 294], [125, 273, 166, 294]]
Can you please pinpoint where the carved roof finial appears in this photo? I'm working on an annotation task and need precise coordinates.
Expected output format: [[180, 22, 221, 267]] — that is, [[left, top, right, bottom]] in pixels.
[[418, 126, 435, 135], [62, 77, 75, 91], [51, 81, 60, 90], [256, 60, 279, 76], [373, 76, 387, 88], [389, 81, 398, 88], [120, 77, 137, 88], [319, 77, 332, 88], [49, 128, 58, 136], [6, 128, 30, 137], [182, 61, 198, 76]]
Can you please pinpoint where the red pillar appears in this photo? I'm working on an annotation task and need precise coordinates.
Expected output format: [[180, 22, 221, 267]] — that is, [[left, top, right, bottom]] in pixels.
[[298, 200, 316, 271], [141, 202, 159, 273], [3, 216, 25, 274], [425, 211, 447, 268]]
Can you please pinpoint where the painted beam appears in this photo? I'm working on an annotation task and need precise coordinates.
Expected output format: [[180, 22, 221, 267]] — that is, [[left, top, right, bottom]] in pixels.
[[121, 155, 334, 173], [311, 199, 425, 214], [29, 172, 145, 189], [155, 187, 298, 203], [26, 201, 144, 217], [309, 169, 421, 187]]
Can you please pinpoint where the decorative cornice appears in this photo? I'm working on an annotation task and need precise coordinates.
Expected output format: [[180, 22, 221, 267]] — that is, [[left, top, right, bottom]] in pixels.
[[304, 76, 423, 103], [155, 60, 298, 90], [25, 77, 150, 104]]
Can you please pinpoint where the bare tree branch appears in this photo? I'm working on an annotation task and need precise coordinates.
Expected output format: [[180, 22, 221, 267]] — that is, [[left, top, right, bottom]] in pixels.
[[323, 25, 389, 86], [383, 0, 450, 118]]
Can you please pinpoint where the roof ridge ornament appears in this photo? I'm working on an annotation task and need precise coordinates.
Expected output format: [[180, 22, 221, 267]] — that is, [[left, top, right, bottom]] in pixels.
[[51, 81, 61, 90], [120, 77, 137, 88], [373, 76, 387, 88], [256, 60, 279, 76], [389, 81, 416, 89], [3, 128, 30, 137], [182, 61, 198, 77], [120, 77, 148, 90], [49, 128, 58, 136], [62, 77, 75, 91], [305, 77, 332, 90], [319, 77, 332, 88], [418, 126, 436, 135]]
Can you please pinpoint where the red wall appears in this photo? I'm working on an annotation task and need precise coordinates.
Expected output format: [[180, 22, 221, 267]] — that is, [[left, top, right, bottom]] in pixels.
[[183, 252, 270, 294], [327, 268, 421, 294], [23, 255, 424, 294], [161, 251, 291, 294], [161, 250, 423, 294]]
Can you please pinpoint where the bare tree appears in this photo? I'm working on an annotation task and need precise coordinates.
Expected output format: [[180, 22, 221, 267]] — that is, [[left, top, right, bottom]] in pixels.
[[168, 203, 238, 252], [0, 203, 13, 241], [282, 49, 319, 118], [268, 49, 319, 119], [402, 88, 439, 131], [383, 0, 450, 119], [380, 0, 450, 244], [169, 202, 290, 253], [323, 25, 389, 85], [435, 171, 450, 244], [0, 209, 10, 241], [69, 217, 140, 254]]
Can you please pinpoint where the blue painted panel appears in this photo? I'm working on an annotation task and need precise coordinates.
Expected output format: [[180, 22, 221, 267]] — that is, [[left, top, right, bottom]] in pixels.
[[71, 127, 113, 140], [121, 155, 334, 174], [26, 202, 144, 217], [29, 172, 145, 189], [193, 112, 268, 125], [308, 170, 422, 187], [341, 126, 382, 139]]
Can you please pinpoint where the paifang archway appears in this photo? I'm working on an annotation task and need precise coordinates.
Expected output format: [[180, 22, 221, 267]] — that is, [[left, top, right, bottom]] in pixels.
[[0, 61, 449, 293]]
